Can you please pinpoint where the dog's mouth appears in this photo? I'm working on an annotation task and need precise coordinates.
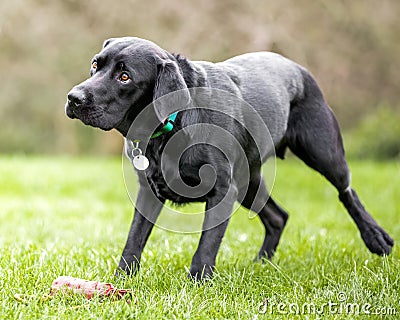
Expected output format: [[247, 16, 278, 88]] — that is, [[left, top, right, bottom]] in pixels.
[[65, 100, 113, 131], [65, 97, 96, 122]]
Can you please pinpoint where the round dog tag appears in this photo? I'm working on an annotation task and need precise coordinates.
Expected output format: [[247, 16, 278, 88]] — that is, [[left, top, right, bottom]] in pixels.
[[132, 155, 149, 171]]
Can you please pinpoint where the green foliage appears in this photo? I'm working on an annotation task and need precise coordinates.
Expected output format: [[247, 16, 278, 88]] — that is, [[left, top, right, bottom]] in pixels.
[[345, 107, 400, 160], [0, 0, 400, 154], [0, 157, 399, 318]]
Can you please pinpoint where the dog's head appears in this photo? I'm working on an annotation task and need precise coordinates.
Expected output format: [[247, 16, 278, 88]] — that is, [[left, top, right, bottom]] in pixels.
[[65, 37, 190, 135]]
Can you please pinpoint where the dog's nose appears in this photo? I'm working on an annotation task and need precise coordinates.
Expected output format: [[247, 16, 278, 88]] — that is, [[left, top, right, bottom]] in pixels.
[[67, 88, 85, 109], [66, 88, 87, 119]]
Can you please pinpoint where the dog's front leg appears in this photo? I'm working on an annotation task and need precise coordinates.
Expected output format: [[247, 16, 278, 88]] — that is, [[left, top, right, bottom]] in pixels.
[[118, 185, 164, 275], [189, 185, 238, 281]]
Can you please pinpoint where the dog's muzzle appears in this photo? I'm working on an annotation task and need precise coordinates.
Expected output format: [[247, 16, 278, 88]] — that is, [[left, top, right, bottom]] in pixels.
[[65, 88, 85, 119]]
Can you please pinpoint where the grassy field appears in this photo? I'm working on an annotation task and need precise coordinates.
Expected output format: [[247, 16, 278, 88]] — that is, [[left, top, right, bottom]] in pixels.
[[0, 156, 399, 319]]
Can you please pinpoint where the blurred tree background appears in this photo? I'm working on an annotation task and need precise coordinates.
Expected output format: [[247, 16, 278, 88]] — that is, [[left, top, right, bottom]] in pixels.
[[0, 0, 399, 157]]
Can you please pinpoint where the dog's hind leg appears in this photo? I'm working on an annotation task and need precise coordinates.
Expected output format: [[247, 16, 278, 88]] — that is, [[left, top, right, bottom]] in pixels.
[[239, 174, 289, 260], [285, 70, 394, 255]]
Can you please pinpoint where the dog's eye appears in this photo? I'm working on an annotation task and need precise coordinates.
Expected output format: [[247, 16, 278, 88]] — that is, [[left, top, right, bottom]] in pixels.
[[119, 72, 130, 83], [92, 61, 97, 69]]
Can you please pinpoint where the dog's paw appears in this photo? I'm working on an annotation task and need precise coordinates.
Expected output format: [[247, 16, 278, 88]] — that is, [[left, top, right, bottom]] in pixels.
[[115, 261, 140, 277], [188, 264, 214, 282], [253, 254, 272, 263], [254, 246, 276, 263], [361, 225, 394, 256], [114, 268, 129, 279]]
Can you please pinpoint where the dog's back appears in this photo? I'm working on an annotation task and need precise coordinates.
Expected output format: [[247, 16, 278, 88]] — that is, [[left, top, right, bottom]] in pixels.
[[193, 52, 306, 146]]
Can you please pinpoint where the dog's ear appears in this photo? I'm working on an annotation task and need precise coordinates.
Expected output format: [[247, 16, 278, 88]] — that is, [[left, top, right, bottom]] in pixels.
[[153, 58, 191, 122], [102, 38, 116, 49]]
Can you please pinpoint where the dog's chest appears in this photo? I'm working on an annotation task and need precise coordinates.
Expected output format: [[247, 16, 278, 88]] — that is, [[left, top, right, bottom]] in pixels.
[[145, 147, 211, 204]]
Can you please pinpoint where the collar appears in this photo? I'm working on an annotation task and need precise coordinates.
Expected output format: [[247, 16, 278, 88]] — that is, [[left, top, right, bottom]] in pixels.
[[150, 111, 179, 139]]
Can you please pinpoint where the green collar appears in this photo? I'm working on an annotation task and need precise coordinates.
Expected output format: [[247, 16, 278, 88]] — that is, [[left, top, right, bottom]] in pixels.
[[150, 112, 179, 139]]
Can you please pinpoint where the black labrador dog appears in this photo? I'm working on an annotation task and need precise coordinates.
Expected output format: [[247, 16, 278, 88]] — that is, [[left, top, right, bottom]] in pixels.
[[65, 37, 393, 280]]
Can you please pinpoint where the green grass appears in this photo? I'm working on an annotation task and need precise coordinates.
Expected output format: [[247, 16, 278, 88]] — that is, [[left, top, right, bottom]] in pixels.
[[0, 156, 399, 319]]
